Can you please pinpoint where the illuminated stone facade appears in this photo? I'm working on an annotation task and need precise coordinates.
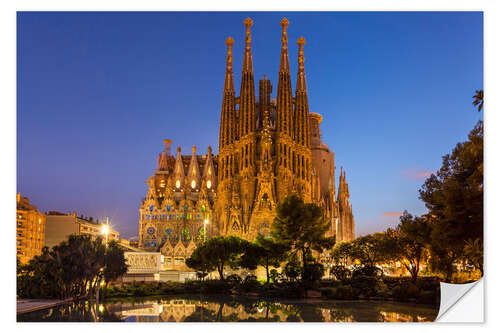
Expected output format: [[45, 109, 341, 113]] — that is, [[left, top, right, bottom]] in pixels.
[[138, 18, 355, 265], [45, 211, 119, 248], [16, 193, 46, 265]]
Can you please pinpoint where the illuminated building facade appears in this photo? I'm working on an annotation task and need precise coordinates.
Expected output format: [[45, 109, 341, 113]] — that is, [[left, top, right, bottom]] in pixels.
[[16, 193, 46, 265], [138, 18, 355, 267], [44, 211, 119, 248]]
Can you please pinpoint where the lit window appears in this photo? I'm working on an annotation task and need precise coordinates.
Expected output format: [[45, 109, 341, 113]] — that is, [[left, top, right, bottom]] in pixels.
[[176, 180, 181, 189], [191, 180, 196, 188], [207, 180, 212, 189]]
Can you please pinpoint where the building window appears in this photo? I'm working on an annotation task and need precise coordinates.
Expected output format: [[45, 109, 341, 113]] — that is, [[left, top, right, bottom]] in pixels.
[[191, 180, 196, 189], [176, 180, 181, 189], [207, 180, 212, 189]]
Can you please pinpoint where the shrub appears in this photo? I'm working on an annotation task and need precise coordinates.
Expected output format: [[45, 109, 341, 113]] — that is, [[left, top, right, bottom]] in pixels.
[[375, 281, 390, 297], [350, 275, 380, 297], [226, 274, 243, 287], [199, 279, 232, 294], [237, 275, 261, 293], [330, 265, 351, 281], [302, 263, 325, 287], [335, 285, 355, 299], [269, 269, 280, 283], [351, 265, 383, 279], [391, 282, 420, 301]]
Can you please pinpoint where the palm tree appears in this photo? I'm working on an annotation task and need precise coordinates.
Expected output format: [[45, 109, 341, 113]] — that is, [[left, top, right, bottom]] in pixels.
[[473, 90, 483, 112]]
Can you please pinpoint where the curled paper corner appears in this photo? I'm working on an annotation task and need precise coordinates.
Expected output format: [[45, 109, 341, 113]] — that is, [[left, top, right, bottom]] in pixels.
[[436, 278, 483, 322]]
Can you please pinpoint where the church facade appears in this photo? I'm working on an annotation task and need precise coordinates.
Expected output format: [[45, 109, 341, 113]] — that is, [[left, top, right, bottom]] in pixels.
[[138, 18, 355, 269]]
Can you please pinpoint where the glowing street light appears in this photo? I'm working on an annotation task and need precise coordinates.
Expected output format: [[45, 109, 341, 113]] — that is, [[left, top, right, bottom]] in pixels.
[[101, 222, 109, 246]]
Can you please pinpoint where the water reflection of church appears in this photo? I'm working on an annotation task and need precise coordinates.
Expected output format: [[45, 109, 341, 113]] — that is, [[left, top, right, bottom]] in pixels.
[[107, 298, 437, 322], [137, 17, 355, 273]]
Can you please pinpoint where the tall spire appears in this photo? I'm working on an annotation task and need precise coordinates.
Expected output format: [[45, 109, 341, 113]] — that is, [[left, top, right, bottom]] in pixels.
[[296, 36, 307, 92], [219, 37, 236, 149], [295, 36, 310, 147], [242, 17, 253, 72], [276, 17, 293, 137], [239, 17, 256, 138], [224, 37, 234, 91], [279, 18, 290, 72]]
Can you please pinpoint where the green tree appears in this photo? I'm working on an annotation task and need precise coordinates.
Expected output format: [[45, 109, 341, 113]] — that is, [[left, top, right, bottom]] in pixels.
[[472, 89, 483, 112], [464, 238, 483, 276], [419, 120, 483, 281], [271, 195, 334, 281], [329, 241, 353, 281], [17, 235, 127, 299], [103, 241, 128, 286], [186, 236, 249, 280], [239, 233, 288, 283], [386, 212, 431, 281], [350, 233, 389, 268], [283, 254, 301, 282], [331, 241, 352, 267], [185, 249, 214, 280]]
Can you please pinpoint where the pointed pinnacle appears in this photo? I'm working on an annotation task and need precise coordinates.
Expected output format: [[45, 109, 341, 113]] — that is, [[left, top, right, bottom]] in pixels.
[[297, 36, 306, 46], [244, 17, 253, 29], [280, 17, 289, 28], [225, 36, 234, 46]]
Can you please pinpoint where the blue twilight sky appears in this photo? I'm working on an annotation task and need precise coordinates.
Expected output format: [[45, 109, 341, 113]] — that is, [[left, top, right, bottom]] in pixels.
[[17, 12, 483, 239]]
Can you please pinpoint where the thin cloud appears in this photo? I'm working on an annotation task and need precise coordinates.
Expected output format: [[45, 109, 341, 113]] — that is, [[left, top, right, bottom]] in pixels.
[[401, 168, 433, 180], [382, 212, 404, 217]]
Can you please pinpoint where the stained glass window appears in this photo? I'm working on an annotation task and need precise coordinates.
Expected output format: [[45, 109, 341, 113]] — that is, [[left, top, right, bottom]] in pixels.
[[181, 227, 191, 241], [196, 227, 206, 241]]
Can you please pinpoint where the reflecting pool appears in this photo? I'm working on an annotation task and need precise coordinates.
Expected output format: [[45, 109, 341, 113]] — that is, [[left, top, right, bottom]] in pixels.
[[17, 295, 439, 322]]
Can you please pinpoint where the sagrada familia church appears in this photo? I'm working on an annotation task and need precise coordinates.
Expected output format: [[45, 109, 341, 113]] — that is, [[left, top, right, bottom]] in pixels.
[[138, 18, 355, 268]]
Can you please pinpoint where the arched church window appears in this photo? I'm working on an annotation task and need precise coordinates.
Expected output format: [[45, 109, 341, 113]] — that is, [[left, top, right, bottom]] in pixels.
[[207, 180, 212, 189], [150, 205, 154, 212], [167, 205, 171, 212], [196, 227, 206, 241], [164, 228, 173, 241], [147, 227, 155, 235], [181, 228, 191, 241], [191, 180, 196, 189], [175, 180, 181, 189]]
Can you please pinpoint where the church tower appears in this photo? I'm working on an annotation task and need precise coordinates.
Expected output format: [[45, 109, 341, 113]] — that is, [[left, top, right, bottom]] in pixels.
[[140, 17, 355, 264]]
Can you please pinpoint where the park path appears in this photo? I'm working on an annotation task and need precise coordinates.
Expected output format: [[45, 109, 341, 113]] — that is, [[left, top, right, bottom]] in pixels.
[[17, 298, 72, 314]]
